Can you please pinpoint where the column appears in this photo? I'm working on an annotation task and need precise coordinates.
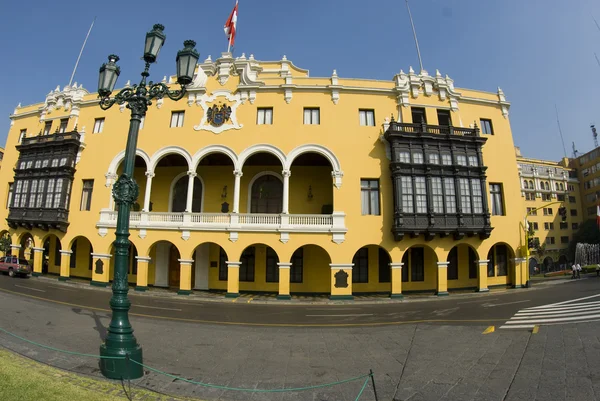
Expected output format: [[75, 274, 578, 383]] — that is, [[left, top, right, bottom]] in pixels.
[[226, 261, 241, 297], [436, 261, 449, 296], [477, 259, 489, 292], [232, 170, 243, 213], [513, 258, 526, 288], [143, 172, 155, 212], [90, 253, 111, 287], [135, 256, 151, 291], [390, 262, 403, 299], [178, 259, 194, 295], [185, 171, 197, 213], [59, 250, 72, 281], [32, 247, 44, 277], [329, 263, 353, 300], [277, 262, 292, 300], [9, 244, 21, 257], [282, 169, 291, 214]]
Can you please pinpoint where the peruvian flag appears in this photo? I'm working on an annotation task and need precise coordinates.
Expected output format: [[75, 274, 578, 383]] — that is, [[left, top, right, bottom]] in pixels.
[[224, 1, 238, 47]]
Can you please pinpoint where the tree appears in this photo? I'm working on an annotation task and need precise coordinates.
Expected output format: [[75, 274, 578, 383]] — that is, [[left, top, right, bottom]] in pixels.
[[0, 233, 11, 256], [567, 219, 600, 261]]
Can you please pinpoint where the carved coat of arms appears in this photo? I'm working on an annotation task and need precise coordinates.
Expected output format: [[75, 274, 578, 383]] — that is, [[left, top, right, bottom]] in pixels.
[[206, 104, 232, 127]]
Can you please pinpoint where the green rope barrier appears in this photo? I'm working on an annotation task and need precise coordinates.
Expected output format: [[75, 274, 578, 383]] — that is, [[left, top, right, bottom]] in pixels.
[[129, 359, 370, 393], [0, 327, 124, 360], [355, 376, 371, 401]]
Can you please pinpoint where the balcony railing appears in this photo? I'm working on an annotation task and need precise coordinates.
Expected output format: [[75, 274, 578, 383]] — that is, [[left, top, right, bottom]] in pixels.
[[20, 131, 81, 146], [387, 122, 479, 137], [7, 208, 70, 232], [97, 210, 347, 242]]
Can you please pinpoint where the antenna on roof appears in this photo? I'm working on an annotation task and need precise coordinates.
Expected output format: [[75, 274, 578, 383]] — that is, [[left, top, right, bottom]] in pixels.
[[405, 0, 424, 72], [554, 104, 568, 158], [572, 142, 579, 159], [68, 17, 96, 87], [592, 124, 598, 148]]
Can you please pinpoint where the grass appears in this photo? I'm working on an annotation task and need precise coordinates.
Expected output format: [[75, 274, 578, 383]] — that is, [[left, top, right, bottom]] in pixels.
[[0, 347, 197, 401]]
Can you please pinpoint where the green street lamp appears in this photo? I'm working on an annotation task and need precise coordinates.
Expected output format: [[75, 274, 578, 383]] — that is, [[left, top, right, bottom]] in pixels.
[[97, 24, 199, 380]]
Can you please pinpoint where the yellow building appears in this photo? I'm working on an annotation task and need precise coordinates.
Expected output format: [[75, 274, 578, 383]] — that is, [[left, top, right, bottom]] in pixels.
[[515, 147, 582, 273], [570, 146, 600, 222], [0, 53, 528, 298]]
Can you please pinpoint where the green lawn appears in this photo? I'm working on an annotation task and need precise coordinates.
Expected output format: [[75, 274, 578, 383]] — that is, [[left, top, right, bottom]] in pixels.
[[0, 347, 196, 400]]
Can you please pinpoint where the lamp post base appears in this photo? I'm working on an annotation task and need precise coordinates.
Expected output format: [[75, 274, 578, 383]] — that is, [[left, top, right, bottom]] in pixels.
[[99, 343, 144, 379]]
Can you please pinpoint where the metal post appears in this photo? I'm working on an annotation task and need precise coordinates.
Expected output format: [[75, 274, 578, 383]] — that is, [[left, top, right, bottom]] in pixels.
[[370, 369, 379, 401]]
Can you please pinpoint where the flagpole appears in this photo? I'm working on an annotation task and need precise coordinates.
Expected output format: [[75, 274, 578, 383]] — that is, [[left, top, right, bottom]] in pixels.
[[227, 0, 238, 54], [405, 0, 424, 72], [68, 17, 96, 87]]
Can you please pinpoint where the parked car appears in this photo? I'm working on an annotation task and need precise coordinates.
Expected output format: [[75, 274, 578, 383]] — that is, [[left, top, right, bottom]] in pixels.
[[0, 256, 32, 277]]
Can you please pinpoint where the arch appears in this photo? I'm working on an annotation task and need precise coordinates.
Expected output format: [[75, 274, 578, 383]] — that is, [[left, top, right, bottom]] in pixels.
[[107, 149, 151, 176], [147, 240, 181, 288], [288, 244, 331, 293], [17, 232, 35, 249], [191, 145, 238, 171], [247, 171, 283, 213], [544, 182, 549, 190], [486, 243, 516, 278], [529, 180, 534, 188], [18, 232, 34, 260], [236, 243, 280, 287], [543, 256, 555, 272], [41, 234, 62, 275], [523, 180, 528, 189], [558, 254, 568, 269], [168, 172, 204, 212], [237, 144, 286, 170], [401, 245, 438, 289], [285, 144, 342, 172], [148, 146, 193, 173], [68, 236, 94, 274], [446, 244, 479, 283], [351, 245, 392, 287], [190, 242, 229, 290]]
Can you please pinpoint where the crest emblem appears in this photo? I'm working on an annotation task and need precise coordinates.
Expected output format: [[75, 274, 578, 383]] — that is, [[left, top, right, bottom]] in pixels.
[[206, 103, 232, 127]]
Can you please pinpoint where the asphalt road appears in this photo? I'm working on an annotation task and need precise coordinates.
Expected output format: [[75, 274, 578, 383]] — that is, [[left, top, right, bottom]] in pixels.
[[0, 274, 598, 327]]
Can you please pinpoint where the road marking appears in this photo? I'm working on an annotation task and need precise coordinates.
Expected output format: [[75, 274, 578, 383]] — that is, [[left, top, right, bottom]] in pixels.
[[482, 326, 495, 334], [247, 297, 253, 304], [532, 325, 539, 334], [458, 298, 498, 304], [47, 285, 75, 291], [482, 300, 529, 308], [532, 293, 600, 308], [308, 308, 362, 311], [231, 297, 238, 303], [515, 308, 600, 318], [518, 303, 600, 313], [134, 304, 182, 312], [14, 285, 45, 293], [305, 313, 374, 317]]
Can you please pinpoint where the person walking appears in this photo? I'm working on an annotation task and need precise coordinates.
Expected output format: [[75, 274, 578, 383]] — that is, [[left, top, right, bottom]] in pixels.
[[572, 263, 577, 279], [576, 263, 582, 279]]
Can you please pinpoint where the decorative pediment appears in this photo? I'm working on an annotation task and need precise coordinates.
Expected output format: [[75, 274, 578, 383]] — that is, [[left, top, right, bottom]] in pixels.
[[41, 84, 88, 119]]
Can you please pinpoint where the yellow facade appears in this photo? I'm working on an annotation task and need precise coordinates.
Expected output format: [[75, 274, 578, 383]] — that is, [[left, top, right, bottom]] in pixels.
[[1, 54, 528, 297], [515, 147, 582, 272], [570, 146, 600, 222]]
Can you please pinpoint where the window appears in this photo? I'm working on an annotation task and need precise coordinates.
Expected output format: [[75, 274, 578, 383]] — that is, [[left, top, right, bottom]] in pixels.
[[36, 180, 45, 207], [542, 193, 551, 201], [490, 183, 504, 216], [359, 109, 375, 126], [19, 129, 26, 143], [28, 180, 37, 207], [399, 151, 410, 163], [70, 241, 77, 268], [378, 248, 390, 283], [570, 209, 577, 217], [471, 179, 483, 213], [487, 248, 495, 277], [428, 153, 439, 164], [26, 161, 33, 169], [544, 222, 554, 230], [557, 194, 565, 202], [456, 155, 467, 166], [447, 247, 458, 280], [59, 157, 67, 166], [441, 154, 452, 165], [34, 160, 41, 168], [431, 178, 444, 213], [496, 245, 508, 276], [7, 183, 13, 208], [401, 177, 414, 213], [572, 223, 579, 230], [415, 177, 427, 213], [545, 237, 555, 245], [53, 179, 63, 208], [569, 196, 576, 203], [437, 109, 452, 126], [80, 180, 94, 211], [561, 236, 569, 244], [290, 248, 303, 283], [480, 118, 493, 135], [568, 185, 575, 191], [93, 118, 104, 133], [43, 121, 52, 135], [239, 247, 255, 282], [412, 152, 424, 164], [257, 108, 273, 125], [527, 207, 537, 216], [42, 159, 49, 168], [360, 179, 380, 215], [560, 222, 568, 230], [218, 248, 228, 281], [410, 247, 424, 281], [468, 247, 477, 279], [265, 247, 279, 283], [444, 178, 456, 213], [411, 107, 427, 124], [525, 193, 535, 201], [51, 159, 58, 167], [19, 181, 29, 207], [170, 112, 184, 128], [523, 180, 529, 189], [59, 119, 68, 133], [468, 155, 478, 167], [459, 178, 471, 213], [352, 247, 368, 283], [543, 208, 553, 216], [303, 108, 320, 125], [45, 179, 54, 208]]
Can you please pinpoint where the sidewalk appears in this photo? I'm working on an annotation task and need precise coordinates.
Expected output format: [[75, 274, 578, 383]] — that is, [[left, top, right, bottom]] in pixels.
[[1, 287, 599, 401], [31, 273, 580, 306]]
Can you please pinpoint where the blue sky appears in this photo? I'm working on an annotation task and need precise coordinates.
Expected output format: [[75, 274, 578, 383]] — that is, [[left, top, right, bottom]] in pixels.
[[1, 0, 599, 161]]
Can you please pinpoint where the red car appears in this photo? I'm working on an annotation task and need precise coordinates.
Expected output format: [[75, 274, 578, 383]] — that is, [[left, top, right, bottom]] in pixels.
[[0, 256, 32, 277]]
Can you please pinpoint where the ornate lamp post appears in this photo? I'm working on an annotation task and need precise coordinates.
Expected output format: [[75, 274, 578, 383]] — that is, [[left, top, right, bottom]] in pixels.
[[97, 24, 199, 379]]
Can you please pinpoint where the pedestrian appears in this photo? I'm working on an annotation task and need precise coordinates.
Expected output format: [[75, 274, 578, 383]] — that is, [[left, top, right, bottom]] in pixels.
[[596, 264, 600, 277], [576, 263, 582, 279], [571, 263, 577, 279]]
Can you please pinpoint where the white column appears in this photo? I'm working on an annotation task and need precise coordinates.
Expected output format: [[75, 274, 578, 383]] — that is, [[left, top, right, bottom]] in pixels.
[[282, 169, 291, 214], [185, 171, 197, 212], [143, 171, 155, 212], [233, 169, 243, 213]]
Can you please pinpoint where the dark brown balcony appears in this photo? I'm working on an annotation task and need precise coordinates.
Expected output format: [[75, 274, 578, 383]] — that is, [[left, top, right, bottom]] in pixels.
[[7, 208, 70, 232]]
